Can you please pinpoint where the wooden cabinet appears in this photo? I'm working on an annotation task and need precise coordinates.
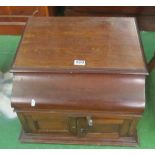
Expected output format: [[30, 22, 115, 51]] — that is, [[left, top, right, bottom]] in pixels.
[[0, 6, 56, 35], [64, 6, 155, 16], [11, 17, 147, 146], [0, 7, 9, 15], [64, 6, 155, 31], [17, 111, 139, 145], [0, 6, 49, 16], [1, 7, 155, 35]]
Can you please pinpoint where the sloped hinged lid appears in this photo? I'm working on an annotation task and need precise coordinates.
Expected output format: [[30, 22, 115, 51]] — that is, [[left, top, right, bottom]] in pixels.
[[11, 17, 148, 75]]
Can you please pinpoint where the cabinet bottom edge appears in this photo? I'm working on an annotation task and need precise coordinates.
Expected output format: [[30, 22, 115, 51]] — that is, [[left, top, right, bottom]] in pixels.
[[19, 130, 138, 147]]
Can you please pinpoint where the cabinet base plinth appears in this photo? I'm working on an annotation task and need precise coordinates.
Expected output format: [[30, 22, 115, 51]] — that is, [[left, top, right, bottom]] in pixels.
[[19, 130, 138, 147]]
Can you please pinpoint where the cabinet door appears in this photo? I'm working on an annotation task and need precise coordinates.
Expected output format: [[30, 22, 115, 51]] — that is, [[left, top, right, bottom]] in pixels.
[[18, 111, 138, 140]]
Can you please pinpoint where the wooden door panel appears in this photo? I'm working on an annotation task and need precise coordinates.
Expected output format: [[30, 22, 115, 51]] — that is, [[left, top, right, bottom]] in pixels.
[[18, 111, 135, 139]]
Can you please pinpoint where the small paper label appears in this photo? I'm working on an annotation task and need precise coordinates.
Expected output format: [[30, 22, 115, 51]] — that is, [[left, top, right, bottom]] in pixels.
[[74, 60, 86, 66]]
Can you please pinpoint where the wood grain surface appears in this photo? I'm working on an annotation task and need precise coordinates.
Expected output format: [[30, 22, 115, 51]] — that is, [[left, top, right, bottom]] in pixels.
[[12, 17, 147, 75], [11, 17, 147, 146], [12, 73, 145, 114]]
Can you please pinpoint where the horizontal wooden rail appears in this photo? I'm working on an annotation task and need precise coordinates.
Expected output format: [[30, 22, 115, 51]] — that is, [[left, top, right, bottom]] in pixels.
[[0, 16, 28, 35]]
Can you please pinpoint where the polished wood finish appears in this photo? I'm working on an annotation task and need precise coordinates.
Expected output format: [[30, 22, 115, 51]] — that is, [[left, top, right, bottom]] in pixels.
[[18, 111, 139, 146], [12, 17, 147, 74], [64, 6, 155, 31], [1, 6, 155, 35], [64, 7, 155, 16], [0, 6, 56, 35], [0, 16, 27, 35], [11, 17, 147, 146], [0, 6, 49, 16], [12, 73, 145, 114], [137, 16, 155, 31]]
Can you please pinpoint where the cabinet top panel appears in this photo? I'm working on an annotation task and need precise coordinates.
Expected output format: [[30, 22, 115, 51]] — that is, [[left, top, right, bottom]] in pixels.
[[12, 17, 147, 74]]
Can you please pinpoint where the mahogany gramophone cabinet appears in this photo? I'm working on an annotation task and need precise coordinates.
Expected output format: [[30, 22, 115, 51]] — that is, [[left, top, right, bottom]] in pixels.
[[11, 17, 148, 146]]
